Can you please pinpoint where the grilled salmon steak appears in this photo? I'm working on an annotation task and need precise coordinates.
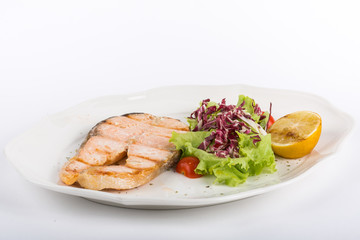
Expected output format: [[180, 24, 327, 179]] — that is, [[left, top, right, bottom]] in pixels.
[[59, 113, 189, 190]]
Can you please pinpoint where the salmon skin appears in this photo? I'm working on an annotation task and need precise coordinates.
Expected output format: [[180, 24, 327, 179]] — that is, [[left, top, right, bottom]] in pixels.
[[59, 113, 189, 190]]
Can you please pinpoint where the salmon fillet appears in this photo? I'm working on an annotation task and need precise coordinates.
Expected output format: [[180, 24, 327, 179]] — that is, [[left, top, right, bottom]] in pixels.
[[59, 113, 188, 190]]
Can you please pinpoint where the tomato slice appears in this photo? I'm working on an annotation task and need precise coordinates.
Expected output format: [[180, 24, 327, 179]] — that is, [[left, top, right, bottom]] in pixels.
[[267, 115, 275, 129], [262, 111, 275, 130], [176, 156, 203, 178]]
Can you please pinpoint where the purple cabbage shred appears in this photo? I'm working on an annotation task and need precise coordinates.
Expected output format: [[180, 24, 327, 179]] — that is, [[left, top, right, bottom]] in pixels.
[[189, 98, 267, 158]]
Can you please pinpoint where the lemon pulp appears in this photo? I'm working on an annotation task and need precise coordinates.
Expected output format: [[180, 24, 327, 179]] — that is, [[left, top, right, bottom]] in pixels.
[[268, 111, 322, 159]]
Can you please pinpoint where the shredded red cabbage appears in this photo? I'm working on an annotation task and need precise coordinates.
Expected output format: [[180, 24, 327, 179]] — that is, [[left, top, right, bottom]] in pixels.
[[189, 98, 267, 158]]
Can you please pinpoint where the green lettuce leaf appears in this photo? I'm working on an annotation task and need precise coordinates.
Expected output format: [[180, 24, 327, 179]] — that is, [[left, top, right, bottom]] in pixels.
[[170, 131, 276, 187], [237, 95, 259, 121], [237, 95, 269, 129], [170, 131, 211, 150], [237, 133, 276, 175], [187, 118, 198, 131]]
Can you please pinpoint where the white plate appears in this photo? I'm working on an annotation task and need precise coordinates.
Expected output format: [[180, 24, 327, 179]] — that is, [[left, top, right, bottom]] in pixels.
[[5, 84, 354, 209]]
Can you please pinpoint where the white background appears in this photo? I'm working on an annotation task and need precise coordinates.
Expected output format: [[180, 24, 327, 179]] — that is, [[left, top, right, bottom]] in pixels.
[[1, 1, 359, 239]]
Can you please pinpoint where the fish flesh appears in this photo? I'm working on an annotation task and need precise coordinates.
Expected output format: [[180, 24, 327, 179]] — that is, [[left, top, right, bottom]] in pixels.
[[59, 113, 188, 190]]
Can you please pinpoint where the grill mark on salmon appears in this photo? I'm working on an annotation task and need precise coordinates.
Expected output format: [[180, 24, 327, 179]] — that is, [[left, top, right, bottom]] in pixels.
[[59, 159, 90, 185], [95, 123, 142, 143], [136, 133, 176, 151], [60, 113, 189, 190], [77, 136, 127, 166], [125, 156, 158, 169], [106, 116, 188, 138], [127, 144, 175, 162], [125, 113, 190, 131]]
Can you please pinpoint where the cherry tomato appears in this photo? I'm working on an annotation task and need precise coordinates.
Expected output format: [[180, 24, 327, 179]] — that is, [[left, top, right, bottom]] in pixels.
[[267, 115, 275, 129], [176, 157, 203, 178]]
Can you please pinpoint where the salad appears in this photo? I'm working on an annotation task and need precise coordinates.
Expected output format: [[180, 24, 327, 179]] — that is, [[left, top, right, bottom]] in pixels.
[[170, 95, 276, 187]]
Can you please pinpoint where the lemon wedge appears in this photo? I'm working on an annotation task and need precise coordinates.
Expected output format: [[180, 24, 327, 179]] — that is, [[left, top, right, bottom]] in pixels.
[[268, 111, 322, 159]]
